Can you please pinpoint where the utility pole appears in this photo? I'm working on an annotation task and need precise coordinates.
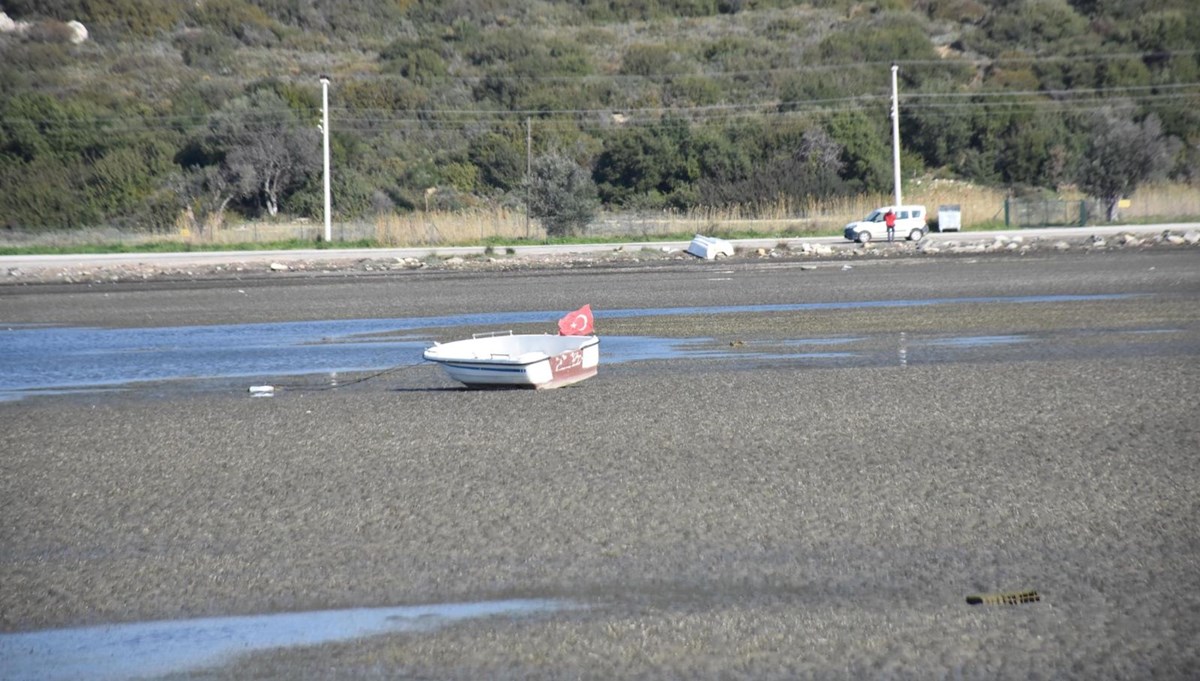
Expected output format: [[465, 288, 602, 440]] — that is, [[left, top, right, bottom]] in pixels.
[[525, 116, 532, 238], [890, 63, 902, 207], [320, 75, 332, 242]]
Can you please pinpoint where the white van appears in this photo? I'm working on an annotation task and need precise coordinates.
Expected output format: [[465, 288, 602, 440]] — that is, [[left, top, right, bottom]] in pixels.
[[843, 205, 927, 243]]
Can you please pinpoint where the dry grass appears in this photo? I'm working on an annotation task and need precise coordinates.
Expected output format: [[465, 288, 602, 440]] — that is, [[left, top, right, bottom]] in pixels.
[[1124, 183, 1200, 220], [3, 183, 1195, 250], [575, 182, 1007, 239], [371, 207, 538, 246], [632, 183, 1009, 236]]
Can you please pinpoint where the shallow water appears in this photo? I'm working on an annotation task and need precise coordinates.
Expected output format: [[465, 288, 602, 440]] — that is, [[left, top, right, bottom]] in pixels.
[[0, 293, 1169, 400], [0, 599, 570, 681]]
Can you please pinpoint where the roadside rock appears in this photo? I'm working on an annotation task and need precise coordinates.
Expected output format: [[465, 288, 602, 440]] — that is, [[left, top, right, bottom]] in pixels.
[[3, 228, 1198, 287]]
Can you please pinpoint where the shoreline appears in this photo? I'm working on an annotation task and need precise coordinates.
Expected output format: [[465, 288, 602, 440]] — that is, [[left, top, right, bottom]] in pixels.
[[2, 227, 1198, 287]]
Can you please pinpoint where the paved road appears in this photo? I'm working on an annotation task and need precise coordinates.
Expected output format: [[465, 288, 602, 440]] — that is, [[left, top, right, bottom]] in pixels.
[[2, 223, 1197, 271], [1, 249, 1198, 680]]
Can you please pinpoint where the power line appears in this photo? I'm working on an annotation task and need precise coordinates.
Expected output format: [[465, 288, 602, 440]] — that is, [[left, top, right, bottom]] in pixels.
[[365, 49, 1200, 85], [3, 71, 1197, 133]]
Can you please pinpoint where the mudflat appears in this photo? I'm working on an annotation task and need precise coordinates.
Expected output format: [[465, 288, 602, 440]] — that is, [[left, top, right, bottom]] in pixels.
[[1, 249, 1198, 679]]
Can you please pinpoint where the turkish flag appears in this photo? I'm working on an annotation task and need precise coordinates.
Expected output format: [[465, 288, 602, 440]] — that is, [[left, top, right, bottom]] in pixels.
[[557, 304, 594, 336]]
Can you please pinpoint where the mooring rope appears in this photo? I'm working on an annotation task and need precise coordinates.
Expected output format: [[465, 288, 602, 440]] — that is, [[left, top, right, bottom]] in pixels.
[[253, 358, 431, 394]]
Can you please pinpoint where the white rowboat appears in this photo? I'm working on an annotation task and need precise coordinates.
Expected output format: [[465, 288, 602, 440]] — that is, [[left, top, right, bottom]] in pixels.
[[423, 331, 599, 389]]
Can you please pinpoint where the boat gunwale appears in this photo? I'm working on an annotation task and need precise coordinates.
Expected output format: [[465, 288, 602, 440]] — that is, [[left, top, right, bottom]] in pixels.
[[423, 334, 599, 367]]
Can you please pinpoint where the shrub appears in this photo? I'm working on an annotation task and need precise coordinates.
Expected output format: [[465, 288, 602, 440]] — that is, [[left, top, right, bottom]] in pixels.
[[620, 43, 692, 77], [667, 75, 723, 106], [176, 29, 237, 72], [525, 153, 598, 237], [469, 132, 525, 193], [380, 37, 450, 83], [0, 39, 72, 76], [187, 0, 281, 47], [338, 78, 430, 112], [593, 118, 699, 206], [982, 0, 1089, 50], [1077, 109, 1179, 221], [917, 0, 987, 23]]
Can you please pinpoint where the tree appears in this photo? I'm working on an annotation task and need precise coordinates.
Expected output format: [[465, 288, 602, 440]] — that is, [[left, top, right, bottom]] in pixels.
[[172, 164, 238, 238], [826, 110, 891, 193], [85, 139, 177, 227], [696, 126, 847, 207], [469, 132, 524, 193], [525, 153, 598, 237], [1076, 109, 1179, 221], [995, 111, 1077, 188], [205, 90, 321, 217], [593, 118, 698, 207]]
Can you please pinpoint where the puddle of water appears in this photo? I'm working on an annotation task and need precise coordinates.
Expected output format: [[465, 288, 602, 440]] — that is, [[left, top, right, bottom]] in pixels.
[[0, 599, 569, 681], [0, 324, 432, 400], [602, 293, 1138, 320], [917, 335, 1030, 348], [746, 337, 867, 347], [0, 294, 1150, 400], [603, 336, 857, 363], [1116, 328, 1182, 335]]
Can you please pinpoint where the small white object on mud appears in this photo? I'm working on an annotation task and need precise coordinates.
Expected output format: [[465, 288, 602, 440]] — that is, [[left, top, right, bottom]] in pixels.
[[686, 235, 735, 260]]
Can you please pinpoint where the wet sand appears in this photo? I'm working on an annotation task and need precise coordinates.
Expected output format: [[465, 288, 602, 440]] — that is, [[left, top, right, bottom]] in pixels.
[[1, 250, 1198, 679]]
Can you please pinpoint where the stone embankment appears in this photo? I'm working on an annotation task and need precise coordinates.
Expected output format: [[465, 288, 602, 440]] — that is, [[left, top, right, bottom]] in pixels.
[[3, 229, 1198, 286]]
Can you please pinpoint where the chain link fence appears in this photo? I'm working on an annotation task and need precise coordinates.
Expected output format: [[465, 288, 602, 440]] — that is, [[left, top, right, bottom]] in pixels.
[[1003, 199, 1088, 228]]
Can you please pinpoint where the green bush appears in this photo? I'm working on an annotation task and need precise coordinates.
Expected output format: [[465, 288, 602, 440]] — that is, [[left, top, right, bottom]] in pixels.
[[469, 132, 526, 193], [826, 110, 891, 193], [526, 153, 598, 236], [338, 78, 430, 113], [1139, 10, 1193, 48], [85, 140, 176, 218], [973, 0, 1089, 55], [620, 43, 693, 77], [0, 93, 111, 162], [176, 29, 237, 72], [0, 40, 73, 76], [467, 28, 536, 66], [594, 118, 700, 206], [667, 75, 723, 106], [919, 0, 987, 23], [702, 35, 776, 72], [815, 15, 939, 83], [188, 0, 282, 46], [380, 38, 450, 83], [0, 156, 98, 230]]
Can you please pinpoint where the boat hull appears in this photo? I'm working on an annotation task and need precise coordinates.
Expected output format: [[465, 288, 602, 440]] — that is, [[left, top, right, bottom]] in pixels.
[[423, 334, 599, 389]]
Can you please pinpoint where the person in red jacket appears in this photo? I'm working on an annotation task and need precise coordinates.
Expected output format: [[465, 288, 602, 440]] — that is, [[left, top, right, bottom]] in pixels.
[[884, 209, 896, 242]]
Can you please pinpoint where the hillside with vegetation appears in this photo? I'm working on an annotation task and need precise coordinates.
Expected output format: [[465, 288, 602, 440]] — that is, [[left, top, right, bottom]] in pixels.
[[0, 0, 1197, 242]]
